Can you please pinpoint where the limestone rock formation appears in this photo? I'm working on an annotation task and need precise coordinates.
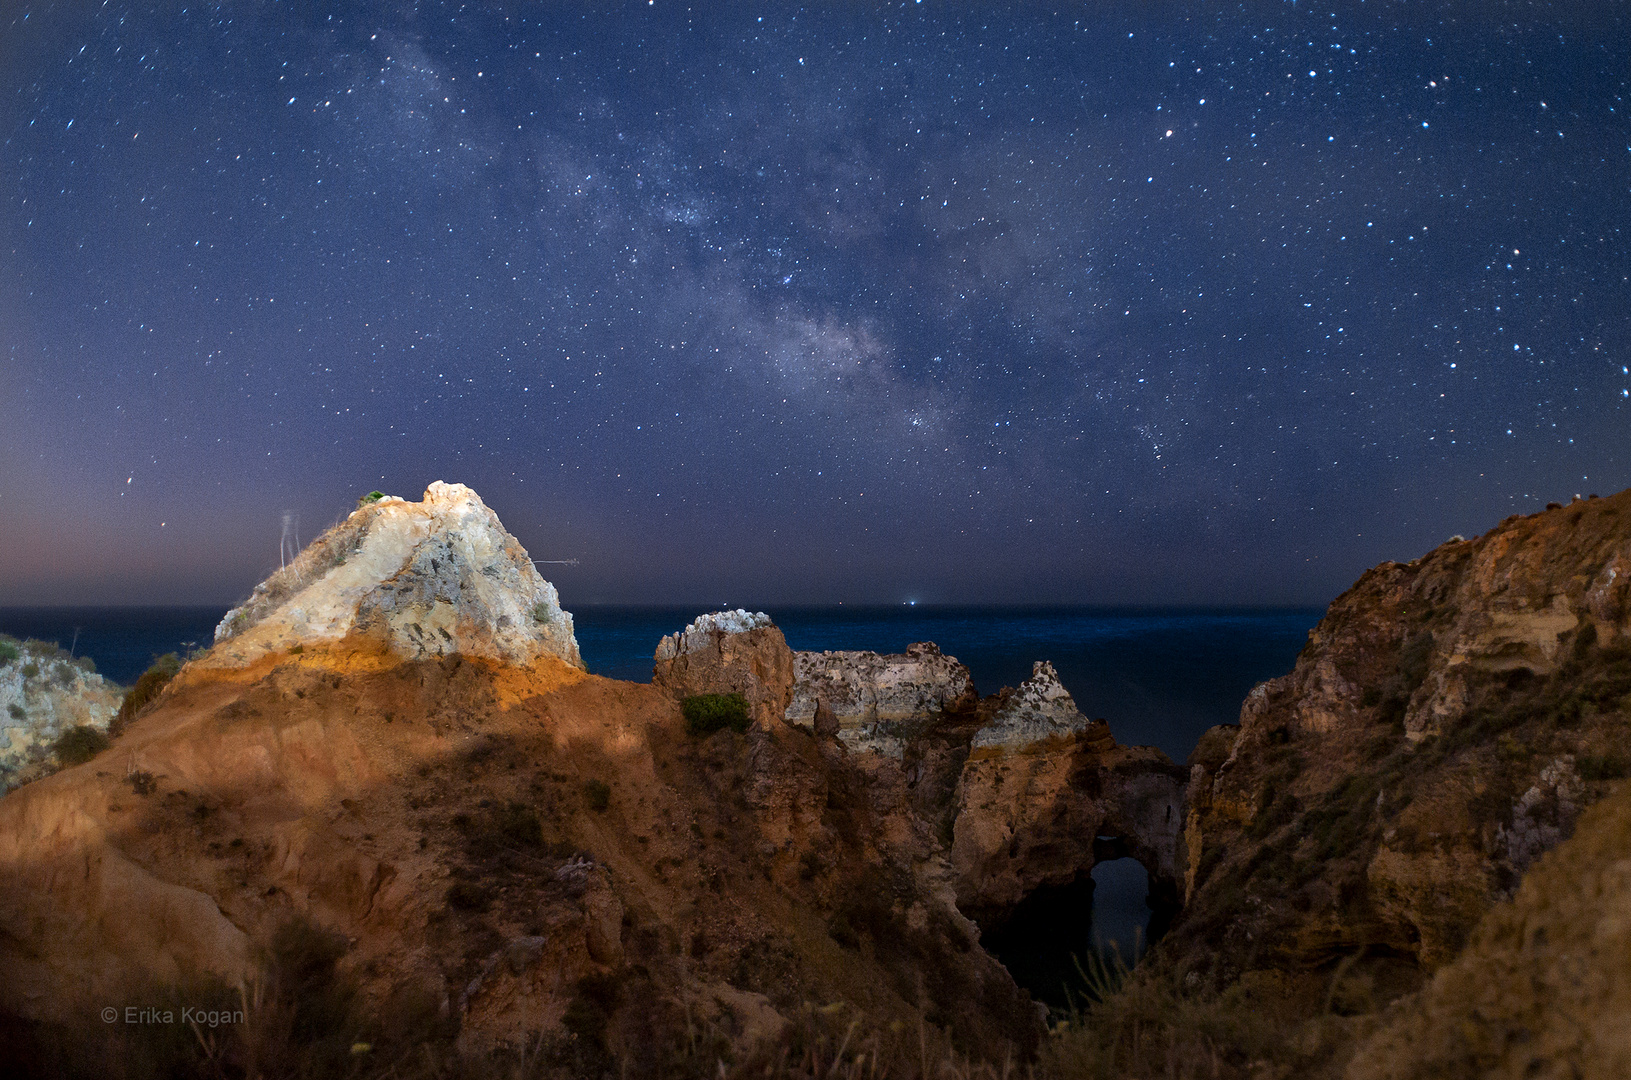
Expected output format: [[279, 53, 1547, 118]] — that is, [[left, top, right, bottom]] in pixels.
[[0, 637, 120, 792], [651, 610, 796, 726], [969, 660, 1091, 752], [785, 642, 977, 755], [951, 666, 1187, 930], [1172, 489, 1631, 981], [0, 597, 1038, 1068], [209, 482, 582, 670]]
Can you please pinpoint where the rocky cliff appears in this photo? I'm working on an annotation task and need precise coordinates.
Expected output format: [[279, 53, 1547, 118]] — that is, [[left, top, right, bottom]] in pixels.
[[784, 642, 977, 755], [0, 636, 121, 792], [651, 609, 795, 727], [0, 495, 1059, 1075], [1344, 767, 1631, 1080], [951, 662, 1187, 933], [1171, 490, 1631, 992], [13, 479, 1623, 1076]]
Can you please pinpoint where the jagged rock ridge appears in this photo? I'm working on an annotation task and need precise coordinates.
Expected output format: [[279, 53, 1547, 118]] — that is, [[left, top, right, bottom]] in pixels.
[[969, 660, 1091, 752]]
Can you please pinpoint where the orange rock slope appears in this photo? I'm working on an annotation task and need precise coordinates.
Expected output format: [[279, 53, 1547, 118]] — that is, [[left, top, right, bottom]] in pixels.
[[0, 486, 1048, 1071]]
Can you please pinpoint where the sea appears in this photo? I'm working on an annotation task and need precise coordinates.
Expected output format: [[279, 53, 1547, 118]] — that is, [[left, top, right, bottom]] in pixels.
[[0, 603, 1321, 987]]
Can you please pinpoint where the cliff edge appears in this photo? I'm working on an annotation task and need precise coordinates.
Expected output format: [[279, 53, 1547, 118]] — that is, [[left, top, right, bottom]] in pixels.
[[1172, 490, 1631, 991]]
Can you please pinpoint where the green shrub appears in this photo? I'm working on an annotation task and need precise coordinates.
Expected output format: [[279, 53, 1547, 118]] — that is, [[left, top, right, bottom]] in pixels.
[[0, 640, 17, 664], [682, 692, 751, 736], [6, 704, 22, 720], [357, 490, 386, 508], [115, 653, 183, 730], [54, 725, 110, 765], [457, 801, 545, 854], [584, 778, 611, 813], [562, 971, 622, 1050], [21, 663, 39, 679], [532, 602, 554, 623], [1398, 631, 1434, 687]]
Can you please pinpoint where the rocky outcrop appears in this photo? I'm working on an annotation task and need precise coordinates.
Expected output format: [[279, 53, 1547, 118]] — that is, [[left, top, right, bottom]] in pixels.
[[209, 482, 582, 670], [0, 593, 1038, 1070], [785, 642, 977, 755], [0, 637, 121, 792], [969, 661, 1091, 752], [951, 662, 1188, 932], [651, 610, 796, 726], [1344, 765, 1631, 1080], [1173, 490, 1631, 981]]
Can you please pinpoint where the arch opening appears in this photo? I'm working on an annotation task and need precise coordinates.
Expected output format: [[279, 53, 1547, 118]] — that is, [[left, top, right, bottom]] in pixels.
[[979, 846, 1179, 1010], [978, 873, 1097, 1010], [1090, 856, 1152, 967]]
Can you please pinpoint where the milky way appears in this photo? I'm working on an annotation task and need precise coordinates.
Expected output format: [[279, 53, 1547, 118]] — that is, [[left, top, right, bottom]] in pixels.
[[3, 4, 1627, 606]]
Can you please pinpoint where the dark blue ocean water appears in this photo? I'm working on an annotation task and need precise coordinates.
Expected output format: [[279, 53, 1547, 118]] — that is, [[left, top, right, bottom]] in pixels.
[[0, 603, 1320, 980]]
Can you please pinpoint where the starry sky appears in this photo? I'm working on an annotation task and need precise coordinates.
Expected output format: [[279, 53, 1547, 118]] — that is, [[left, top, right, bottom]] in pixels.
[[3, 3, 1628, 608]]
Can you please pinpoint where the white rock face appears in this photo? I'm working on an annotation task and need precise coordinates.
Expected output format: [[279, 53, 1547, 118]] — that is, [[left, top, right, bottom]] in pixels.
[[0, 641, 121, 792], [785, 643, 975, 755], [654, 610, 774, 662], [209, 482, 582, 669], [969, 660, 1090, 752]]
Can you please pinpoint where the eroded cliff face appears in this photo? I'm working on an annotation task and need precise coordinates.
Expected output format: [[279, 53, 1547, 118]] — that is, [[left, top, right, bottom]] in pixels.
[[209, 482, 582, 670], [951, 663, 1187, 931], [651, 610, 795, 727], [1174, 491, 1631, 984], [784, 642, 978, 756], [1344, 760, 1631, 1080]]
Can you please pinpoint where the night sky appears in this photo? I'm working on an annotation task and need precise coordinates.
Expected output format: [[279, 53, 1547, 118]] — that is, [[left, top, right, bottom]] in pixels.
[[3, 3, 1627, 608]]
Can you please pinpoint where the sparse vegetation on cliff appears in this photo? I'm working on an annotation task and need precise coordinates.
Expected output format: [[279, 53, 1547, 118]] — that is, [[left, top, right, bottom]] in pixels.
[[112, 652, 182, 734], [52, 725, 110, 765], [682, 691, 751, 735]]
